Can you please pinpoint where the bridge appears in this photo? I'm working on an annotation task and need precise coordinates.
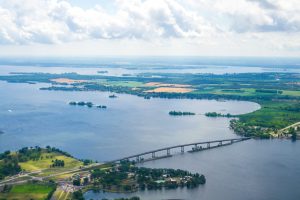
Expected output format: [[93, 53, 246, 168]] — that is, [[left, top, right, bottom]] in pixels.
[[108, 137, 251, 164], [0, 137, 251, 187]]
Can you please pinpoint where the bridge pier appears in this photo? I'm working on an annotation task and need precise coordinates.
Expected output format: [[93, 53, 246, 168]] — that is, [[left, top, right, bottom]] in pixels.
[[181, 146, 184, 153], [219, 141, 222, 146], [167, 148, 170, 156], [152, 152, 155, 158], [207, 143, 210, 148], [231, 140, 234, 144]]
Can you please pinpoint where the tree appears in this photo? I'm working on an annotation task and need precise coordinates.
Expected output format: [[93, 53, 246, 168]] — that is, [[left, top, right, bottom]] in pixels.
[[289, 127, 297, 141], [72, 190, 85, 200], [73, 179, 81, 186], [52, 159, 65, 167], [83, 177, 89, 185]]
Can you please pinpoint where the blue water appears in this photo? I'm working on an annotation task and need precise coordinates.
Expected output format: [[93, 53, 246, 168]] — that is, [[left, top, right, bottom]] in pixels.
[[0, 61, 299, 200], [0, 80, 259, 161], [0, 56, 299, 68], [85, 139, 300, 200]]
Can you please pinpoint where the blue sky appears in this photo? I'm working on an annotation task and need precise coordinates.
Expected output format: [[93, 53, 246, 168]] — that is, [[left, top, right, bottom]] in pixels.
[[0, 0, 299, 57]]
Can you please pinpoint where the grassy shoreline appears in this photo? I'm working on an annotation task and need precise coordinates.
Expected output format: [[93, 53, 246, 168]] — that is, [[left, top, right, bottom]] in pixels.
[[230, 100, 300, 138]]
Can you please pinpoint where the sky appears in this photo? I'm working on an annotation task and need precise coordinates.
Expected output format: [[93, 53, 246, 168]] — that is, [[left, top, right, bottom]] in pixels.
[[0, 0, 299, 57]]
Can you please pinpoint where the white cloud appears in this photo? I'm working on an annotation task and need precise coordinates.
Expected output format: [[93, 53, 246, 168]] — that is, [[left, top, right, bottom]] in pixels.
[[0, 0, 299, 56], [0, 0, 215, 44], [212, 0, 300, 33]]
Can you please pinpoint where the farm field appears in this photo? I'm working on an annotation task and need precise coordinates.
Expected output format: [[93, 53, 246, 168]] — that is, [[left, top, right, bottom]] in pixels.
[[0, 183, 55, 200]]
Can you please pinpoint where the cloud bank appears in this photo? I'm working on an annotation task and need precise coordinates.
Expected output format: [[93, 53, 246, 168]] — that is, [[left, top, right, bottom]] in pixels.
[[0, 0, 299, 45], [0, 0, 215, 44], [0, 0, 299, 56]]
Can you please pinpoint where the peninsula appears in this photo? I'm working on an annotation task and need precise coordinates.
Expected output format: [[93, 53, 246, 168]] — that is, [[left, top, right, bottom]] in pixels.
[[0, 146, 206, 200]]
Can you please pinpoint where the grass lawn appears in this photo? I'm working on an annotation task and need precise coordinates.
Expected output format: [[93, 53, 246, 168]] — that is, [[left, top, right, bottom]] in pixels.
[[282, 90, 300, 96], [214, 88, 256, 96], [192, 88, 300, 98], [19, 152, 82, 172], [191, 88, 257, 96], [0, 183, 55, 200]]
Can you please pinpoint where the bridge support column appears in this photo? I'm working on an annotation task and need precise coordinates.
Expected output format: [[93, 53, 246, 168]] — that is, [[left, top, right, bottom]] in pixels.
[[231, 140, 234, 144], [207, 143, 210, 148], [136, 156, 140, 162], [167, 149, 170, 156], [152, 152, 155, 159], [219, 141, 222, 146], [181, 146, 184, 153]]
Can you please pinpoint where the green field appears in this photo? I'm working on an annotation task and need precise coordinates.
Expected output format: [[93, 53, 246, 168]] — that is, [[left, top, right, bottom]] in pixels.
[[192, 88, 300, 98], [111, 81, 144, 87], [192, 88, 256, 96], [282, 90, 300, 96], [19, 152, 82, 172], [0, 147, 83, 181], [238, 101, 300, 129], [229, 101, 300, 138], [101, 80, 145, 87], [0, 183, 55, 200]]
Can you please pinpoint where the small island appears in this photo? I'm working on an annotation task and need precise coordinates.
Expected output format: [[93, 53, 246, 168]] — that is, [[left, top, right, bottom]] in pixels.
[[69, 101, 93, 107], [122, 73, 132, 76], [205, 112, 235, 118], [97, 70, 108, 74], [96, 105, 107, 109], [69, 101, 107, 109], [109, 94, 118, 98], [169, 111, 195, 116]]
